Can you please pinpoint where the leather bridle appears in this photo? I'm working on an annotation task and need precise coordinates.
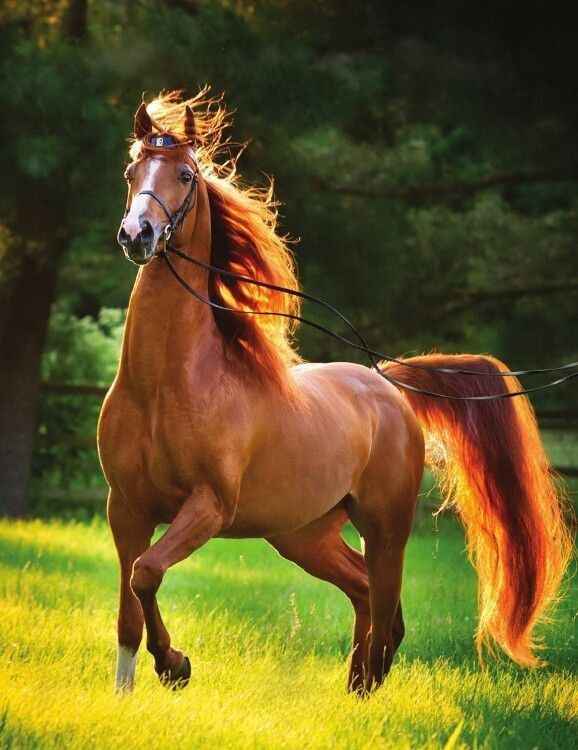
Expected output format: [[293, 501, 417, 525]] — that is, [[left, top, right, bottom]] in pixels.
[[136, 169, 199, 247]]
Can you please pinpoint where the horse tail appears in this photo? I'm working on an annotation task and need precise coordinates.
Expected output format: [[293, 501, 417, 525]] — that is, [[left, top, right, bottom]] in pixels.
[[381, 353, 572, 666]]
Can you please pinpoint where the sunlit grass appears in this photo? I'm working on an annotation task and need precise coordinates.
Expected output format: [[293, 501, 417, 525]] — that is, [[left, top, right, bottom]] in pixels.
[[0, 516, 575, 749]]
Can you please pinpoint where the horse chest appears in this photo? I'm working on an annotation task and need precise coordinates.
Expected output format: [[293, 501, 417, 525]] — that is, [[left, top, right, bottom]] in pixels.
[[99, 386, 222, 517]]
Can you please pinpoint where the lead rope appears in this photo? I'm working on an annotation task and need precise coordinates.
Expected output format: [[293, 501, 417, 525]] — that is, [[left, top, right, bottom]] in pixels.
[[139, 173, 577, 399], [160, 247, 578, 401], [164, 245, 578, 379]]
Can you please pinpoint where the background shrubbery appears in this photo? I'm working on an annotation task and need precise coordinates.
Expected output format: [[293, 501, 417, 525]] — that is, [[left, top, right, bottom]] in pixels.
[[31, 308, 125, 515]]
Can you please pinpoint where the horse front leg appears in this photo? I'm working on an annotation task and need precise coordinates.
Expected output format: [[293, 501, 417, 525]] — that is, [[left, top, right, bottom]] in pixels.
[[130, 485, 224, 688], [108, 494, 154, 693]]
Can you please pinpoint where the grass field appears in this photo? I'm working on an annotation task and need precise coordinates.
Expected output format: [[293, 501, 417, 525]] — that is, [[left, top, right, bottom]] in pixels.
[[0, 513, 575, 749]]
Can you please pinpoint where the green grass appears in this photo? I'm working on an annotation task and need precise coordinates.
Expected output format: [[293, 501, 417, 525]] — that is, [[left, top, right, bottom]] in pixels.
[[0, 515, 575, 749]]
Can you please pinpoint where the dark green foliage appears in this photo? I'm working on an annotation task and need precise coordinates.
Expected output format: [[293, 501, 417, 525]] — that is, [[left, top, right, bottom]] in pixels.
[[31, 307, 124, 513], [0, 2, 576, 510]]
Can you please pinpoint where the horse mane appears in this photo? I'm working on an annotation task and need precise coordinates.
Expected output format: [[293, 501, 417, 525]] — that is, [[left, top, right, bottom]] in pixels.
[[129, 89, 303, 399]]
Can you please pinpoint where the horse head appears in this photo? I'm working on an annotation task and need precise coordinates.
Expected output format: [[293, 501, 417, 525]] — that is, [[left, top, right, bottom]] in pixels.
[[117, 102, 198, 265]]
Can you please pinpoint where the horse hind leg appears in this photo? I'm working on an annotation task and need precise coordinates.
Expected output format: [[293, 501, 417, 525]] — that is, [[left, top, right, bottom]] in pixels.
[[363, 538, 405, 690], [349, 476, 419, 692], [266, 506, 371, 693]]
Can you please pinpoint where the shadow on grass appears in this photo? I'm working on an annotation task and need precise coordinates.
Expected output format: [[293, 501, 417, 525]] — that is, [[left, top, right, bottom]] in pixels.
[[458, 698, 577, 749], [1, 522, 575, 676], [396, 696, 577, 750]]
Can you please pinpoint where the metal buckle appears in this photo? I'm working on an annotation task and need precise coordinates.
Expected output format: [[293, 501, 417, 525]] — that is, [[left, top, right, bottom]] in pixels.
[[156, 223, 172, 255]]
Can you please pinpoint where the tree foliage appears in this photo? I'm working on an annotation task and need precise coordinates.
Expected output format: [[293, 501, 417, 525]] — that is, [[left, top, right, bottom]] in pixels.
[[0, 1, 577, 512]]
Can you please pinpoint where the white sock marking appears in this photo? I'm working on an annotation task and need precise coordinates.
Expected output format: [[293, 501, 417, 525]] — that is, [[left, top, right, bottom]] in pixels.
[[115, 645, 138, 692]]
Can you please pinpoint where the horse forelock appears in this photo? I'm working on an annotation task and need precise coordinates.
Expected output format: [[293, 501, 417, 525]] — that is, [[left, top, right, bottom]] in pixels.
[[128, 87, 228, 166]]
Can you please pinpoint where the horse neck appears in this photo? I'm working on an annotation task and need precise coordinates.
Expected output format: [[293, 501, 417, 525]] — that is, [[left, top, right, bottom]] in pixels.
[[119, 181, 224, 394]]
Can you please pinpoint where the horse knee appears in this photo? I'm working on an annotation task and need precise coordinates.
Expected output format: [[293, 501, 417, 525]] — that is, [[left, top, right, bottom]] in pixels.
[[131, 556, 164, 597]]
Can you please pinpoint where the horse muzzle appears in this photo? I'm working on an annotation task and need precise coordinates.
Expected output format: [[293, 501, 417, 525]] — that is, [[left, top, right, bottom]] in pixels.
[[117, 218, 163, 265]]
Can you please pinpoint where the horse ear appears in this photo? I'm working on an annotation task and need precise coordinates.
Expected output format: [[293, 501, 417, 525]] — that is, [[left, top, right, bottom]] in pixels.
[[184, 105, 196, 144], [134, 102, 152, 140]]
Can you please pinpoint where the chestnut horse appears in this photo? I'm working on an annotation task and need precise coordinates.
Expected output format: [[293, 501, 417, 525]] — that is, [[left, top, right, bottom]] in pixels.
[[98, 91, 571, 694]]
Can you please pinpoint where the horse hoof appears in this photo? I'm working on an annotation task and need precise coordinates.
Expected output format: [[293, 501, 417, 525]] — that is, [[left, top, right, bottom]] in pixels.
[[161, 654, 191, 690]]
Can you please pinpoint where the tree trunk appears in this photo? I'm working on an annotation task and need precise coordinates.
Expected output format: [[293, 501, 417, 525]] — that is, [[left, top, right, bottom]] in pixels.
[[0, 256, 58, 517], [63, 0, 88, 41]]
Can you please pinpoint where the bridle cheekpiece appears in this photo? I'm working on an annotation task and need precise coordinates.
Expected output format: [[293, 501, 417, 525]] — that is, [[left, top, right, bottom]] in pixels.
[[135, 132, 199, 252]]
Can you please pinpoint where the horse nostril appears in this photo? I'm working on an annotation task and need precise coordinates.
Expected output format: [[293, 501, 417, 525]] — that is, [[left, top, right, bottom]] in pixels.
[[139, 219, 154, 244], [117, 227, 131, 248]]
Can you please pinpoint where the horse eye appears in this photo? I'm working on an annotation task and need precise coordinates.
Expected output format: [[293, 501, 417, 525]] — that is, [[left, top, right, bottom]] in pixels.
[[180, 171, 192, 184]]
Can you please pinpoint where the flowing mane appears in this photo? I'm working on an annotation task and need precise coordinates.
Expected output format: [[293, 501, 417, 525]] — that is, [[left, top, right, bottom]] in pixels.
[[129, 89, 302, 397]]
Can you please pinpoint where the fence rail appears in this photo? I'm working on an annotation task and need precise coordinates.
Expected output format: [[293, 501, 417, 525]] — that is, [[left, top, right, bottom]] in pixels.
[[41, 382, 109, 397]]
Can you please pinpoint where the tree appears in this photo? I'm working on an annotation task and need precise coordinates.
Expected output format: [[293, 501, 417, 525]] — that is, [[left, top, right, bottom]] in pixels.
[[0, 2, 125, 515]]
